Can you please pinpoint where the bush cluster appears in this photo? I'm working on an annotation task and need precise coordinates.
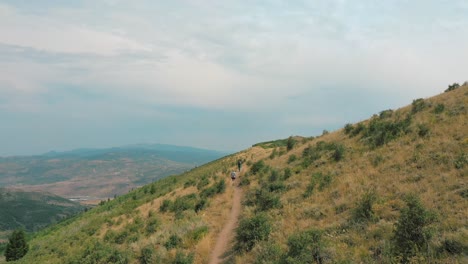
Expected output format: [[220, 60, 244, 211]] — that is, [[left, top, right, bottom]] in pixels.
[[363, 116, 412, 148], [303, 172, 332, 198], [235, 214, 271, 252], [444, 83, 460, 92]]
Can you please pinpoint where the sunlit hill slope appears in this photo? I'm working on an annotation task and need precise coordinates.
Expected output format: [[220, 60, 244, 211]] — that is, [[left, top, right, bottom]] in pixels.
[[6, 83, 467, 263]]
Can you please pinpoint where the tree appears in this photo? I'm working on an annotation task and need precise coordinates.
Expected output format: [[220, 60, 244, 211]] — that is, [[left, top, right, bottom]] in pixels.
[[393, 195, 434, 261], [5, 229, 28, 261], [286, 136, 296, 151]]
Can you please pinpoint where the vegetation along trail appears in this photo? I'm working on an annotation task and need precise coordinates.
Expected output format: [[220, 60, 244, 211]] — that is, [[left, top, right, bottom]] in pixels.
[[209, 172, 243, 264]]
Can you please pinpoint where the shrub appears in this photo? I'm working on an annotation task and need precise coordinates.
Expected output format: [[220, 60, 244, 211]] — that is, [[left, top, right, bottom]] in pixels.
[[165, 235, 182, 249], [251, 160, 266, 175], [283, 168, 292, 179], [160, 199, 172, 212], [439, 238, 465, 255], [344, 123, 354, 135], [351, 123, 365, 137], [379, 109, 394, 119], [189, 226, 209, 241], [254, 189, 281, 211], [288, 154, 297, 163], [5, 229, 28, 261], [304, 173, 332, 198], [393, 195, 434, 261], [417, 124, 430, 137], [444, 83, 460, 92], [287, 136, 296, 151], [363, 116, 411, 147], [332, 144, 345, 162], [215, 179, 226, 193], [433, 103, 445, 114], [197, 176, 210, 190], [411, 98, 426, 113], [146, 218, 159, 235], [352, 191, 377, 223], [235, 214, 271, 252], [194, 198, 208, 213], [285, 229, 325, 264], [269, 170, 280, 182], [173, 251, 194, 264], [454, 153, 467, 169], [139, 246, 154, 264], [253, 242, 283, 264]]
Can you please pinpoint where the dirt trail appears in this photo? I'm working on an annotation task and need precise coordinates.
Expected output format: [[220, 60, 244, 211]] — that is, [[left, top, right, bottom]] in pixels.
[[208, 179, 242, 264]]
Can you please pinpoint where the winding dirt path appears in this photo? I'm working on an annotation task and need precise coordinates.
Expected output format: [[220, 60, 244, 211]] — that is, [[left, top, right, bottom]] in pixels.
[[208, 181, 242, 264]]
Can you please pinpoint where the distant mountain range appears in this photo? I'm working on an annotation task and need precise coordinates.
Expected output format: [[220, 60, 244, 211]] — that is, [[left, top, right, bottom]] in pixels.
[[0, 144, 229, 200]]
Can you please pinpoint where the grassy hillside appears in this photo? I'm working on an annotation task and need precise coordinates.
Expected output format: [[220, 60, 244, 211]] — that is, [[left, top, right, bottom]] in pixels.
[[0, 188, 83, 234], [6, 84, 467, 263], [0, 144, 227, 200]]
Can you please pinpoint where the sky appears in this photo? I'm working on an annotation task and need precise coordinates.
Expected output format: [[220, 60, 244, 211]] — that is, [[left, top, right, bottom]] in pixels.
[[0, 0, 467, 156]]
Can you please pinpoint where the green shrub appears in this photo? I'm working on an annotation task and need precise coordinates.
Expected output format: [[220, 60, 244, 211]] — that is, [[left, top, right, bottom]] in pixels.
[[139, 246, 154, 264], [304, 172, 332, 198], [173, 251, 194, 264], [114, 230, 129, 244], [172, 194, 197, 213], [189, 226, 209, 241], [251, 160, 266, 175], [454, 153, 467, 169], [379, 109, 394, 119], [195, 198, 208, 213], [235, 214, 271, 252], [351, 123, 365, 137], [253, 242, 283, 264], [5, 229, 28, 261], [444, 83, 460, 92], [332, 144, 345, 162], [288, 154, 297, 163], [266, 182, 286, 193], [433, 103, 445, 114], [363, 116, 411, 147], [283, 168, 292, 179], [197, 176, 210, 190], [160, 199, 172, 212], [239, 176, 251, 186], [269, 170, 280, 182], [165, 234, 182, 249], [344, 123, 354, 135], [352, 191, 377, 223], [253, 189, 281, 211], [417, 124, 430, 137], [285, 229, 325, 264], [412, 98, 426, 113], [287, 136, 296, 151], [439, 238, 465, 255], [393, 195, 434, 261], [146, 218, 159, 235]]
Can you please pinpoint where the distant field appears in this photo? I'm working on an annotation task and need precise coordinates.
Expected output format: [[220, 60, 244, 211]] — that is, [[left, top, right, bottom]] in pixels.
[[0, 144, 227, 199]]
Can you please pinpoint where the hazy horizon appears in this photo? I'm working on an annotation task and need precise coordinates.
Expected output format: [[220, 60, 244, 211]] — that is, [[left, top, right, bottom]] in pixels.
[[1, 1, 467, 156]]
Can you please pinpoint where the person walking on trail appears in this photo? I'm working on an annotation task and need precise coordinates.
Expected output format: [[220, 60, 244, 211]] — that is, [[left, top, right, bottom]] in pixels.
[[231, 171, 237, 181], [237, 159, 242, 172]]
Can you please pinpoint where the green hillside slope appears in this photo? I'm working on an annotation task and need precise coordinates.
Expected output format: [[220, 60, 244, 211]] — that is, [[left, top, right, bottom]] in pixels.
[[0, 188, 83, 234], [6, 84, 467, 263]]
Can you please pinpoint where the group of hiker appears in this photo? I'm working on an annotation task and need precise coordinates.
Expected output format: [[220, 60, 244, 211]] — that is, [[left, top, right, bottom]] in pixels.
[[230, 159, 244, 180]]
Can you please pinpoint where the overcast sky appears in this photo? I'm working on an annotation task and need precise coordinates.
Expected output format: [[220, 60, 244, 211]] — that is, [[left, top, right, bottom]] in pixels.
[[1, 0, 467, 156]]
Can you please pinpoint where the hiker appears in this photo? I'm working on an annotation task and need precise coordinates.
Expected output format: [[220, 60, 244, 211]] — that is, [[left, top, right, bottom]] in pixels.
[[231, 171, 237, 180], [237, 159, 242, 171]]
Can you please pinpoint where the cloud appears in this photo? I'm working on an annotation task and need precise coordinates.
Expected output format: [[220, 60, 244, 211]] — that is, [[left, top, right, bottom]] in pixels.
[[0, 3, 152, 56]]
